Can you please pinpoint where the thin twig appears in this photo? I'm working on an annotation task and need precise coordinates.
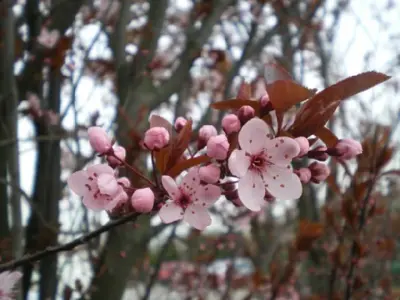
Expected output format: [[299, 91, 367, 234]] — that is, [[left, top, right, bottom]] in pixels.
[[0, 212, 140, 272]]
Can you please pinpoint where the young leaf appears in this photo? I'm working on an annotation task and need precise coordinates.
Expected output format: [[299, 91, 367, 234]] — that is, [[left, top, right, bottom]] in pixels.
[[289, 72, 391, 137], [237, 82, 252, 99], [266, 80, 315, 113], [167, 155, 211, 178], [164, 120, 193, 173], [295, 220, 324, 251], [314, 127, 339, 148]]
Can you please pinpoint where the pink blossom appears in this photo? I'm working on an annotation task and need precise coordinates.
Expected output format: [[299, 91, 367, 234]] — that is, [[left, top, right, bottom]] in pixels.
[[198, 125, 217, 149], [228, 118, 302, 211], [159, 168, 221, 230], [295, 137, 309, 157], [174, 117, 187, 132], [68, 164, 127, 211], [144, 127, 170, 150], [259, 92, 270, 108], [0, 271, 22, 300], [207, 135, 229, 160], [237, 105, 255, 124], [199, 164, 220, 184], [308, 162, 330, 183], [334, 138, 362, 160], [107, 146, 126, 167], [222, 114, 241, 134], [131, 188, 155, 213], [37, 28, 60, 49], [295, 168, 312, 183], [88, 126, 112, 154]]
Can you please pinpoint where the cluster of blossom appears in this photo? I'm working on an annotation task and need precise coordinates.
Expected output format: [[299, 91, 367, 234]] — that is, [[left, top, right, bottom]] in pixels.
[[67, 92, 363, 231]]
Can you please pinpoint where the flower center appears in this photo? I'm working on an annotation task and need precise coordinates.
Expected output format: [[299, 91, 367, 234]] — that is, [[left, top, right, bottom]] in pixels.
[[176, 193, 192, 209], [250, 153, 269, 170]]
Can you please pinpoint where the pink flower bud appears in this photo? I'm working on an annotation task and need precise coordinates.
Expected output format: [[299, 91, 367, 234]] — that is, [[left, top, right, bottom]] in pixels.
[[295, 137, 310, 157], [174, 117, 187, 132], [88, 126, 112, 154], [237, 105, 255, 124], [107, 146, 126, 167], [199, 164, 220, 183], [144, 127, 170, 150], [334, 139, 362, 160], [131, 188, 155, 213], [295, 168, 312, 183], [222, 114, 241, 134], [308, 162, 330, 183], [198, 125, 217, 149], [260, 92, 270, 107], [207, 134, 229, 160]]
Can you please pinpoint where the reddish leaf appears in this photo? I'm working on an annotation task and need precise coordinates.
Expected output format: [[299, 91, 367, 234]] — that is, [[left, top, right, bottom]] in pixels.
[[289, 72, 391, 137], [314, 127, 339, 147], [266, 80, 315, 112], [264, 63, 293, 84], [167, 155, 211, 178], [149, 114, 173, 134], [164, 120, 193, 173], [237, 82, 252, 99], [211, 99, 259, 111]]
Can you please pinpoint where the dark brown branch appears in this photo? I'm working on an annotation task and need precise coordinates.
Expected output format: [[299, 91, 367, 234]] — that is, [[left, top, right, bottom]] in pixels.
[[0, 212, 140, 272]]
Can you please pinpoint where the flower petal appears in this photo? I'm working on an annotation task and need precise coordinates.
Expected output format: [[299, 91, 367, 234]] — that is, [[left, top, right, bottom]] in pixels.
[[161, 176, 181, 200], [263, 165, 302, 200], [264, 137, 300, 166], [87, 164, 114, 176], [180, 168, 200, 195], [238, 118, 272, 154], [159, 201, 184, 224], [184, 204, 212, 230], [237, 170, 265, 211], [196, 184, 221, 208], [67, 171, 89, 196], [82, 194, 108, 211], [228, 149, 250, 177], [97, 173, 119, 196]]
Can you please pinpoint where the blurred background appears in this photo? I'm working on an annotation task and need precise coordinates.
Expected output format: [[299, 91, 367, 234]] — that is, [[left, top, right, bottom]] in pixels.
[[1, 0, 400, 299]]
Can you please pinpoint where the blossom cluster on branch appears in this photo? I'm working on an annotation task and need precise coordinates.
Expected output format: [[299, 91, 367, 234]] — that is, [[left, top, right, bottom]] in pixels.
[[67, 75, 370, 231]]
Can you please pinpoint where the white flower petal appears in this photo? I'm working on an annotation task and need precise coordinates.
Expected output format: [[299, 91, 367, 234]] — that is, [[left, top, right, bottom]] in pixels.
[[180, 168, 200, 195], [238, 118, 272, 154], [264, 137, 300, 166], [97, 173, 119, 196], [237, 170, 265, 211], [159, 201, 184, 224], [161, 176, 181, 200], [263, 165, 302, 200], [87, 163, 114, 176], [184, 204, 212, 230], [228, 149, 250, 177], [196, 184, 221, 208], [67, 171, 89, 196]]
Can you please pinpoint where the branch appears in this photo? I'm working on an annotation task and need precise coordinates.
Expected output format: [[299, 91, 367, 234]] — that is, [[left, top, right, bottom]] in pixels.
[[0, 212, 140, 272]]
